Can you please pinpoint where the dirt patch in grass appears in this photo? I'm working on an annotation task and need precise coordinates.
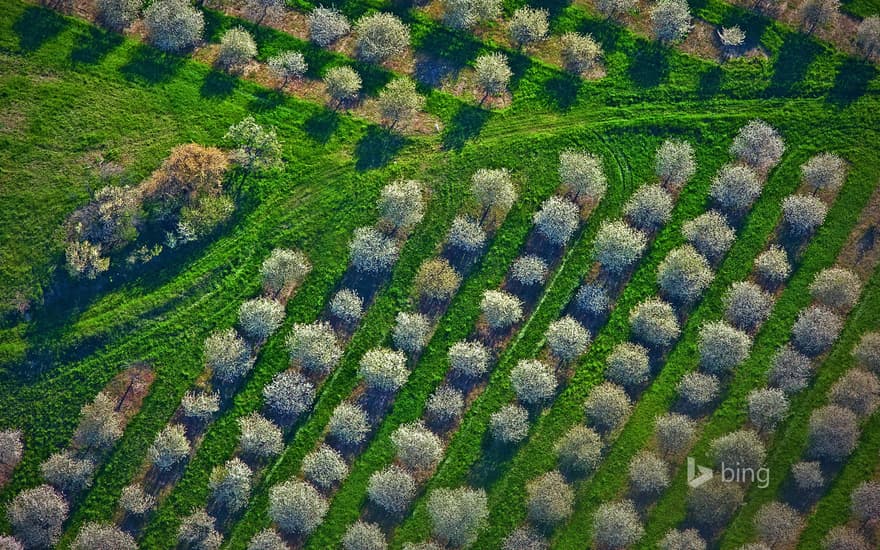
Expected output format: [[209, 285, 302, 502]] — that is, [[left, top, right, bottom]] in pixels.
[[837, 182, 880, 280]]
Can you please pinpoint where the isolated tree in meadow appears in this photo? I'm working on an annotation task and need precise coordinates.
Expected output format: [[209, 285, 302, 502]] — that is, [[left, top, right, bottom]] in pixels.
[[472, 168, 516, 222], [97, 0, 141, 31], [755, 245, 792, 287], [510, 255, 548, 286], [508, 7, 549, 48], [791, 460, 825, 493], [768, 345, 814, 394], [546, 316, 590, 362], [810, 267, 861, 310], [748, 388, 790, 431], [205, 328, 252, 384], [286, 321, 342, 375], [576, 282, 610, 315], [510, 359, 558, 405], [792, 305, 842, 356], [425, 385, 465, 425], [490, 403, 530, 444], [651, 0, 692, 43], [854, 331, 880, 374], [350, 226, 399, 273], [851, 480, 880, 523], [560, 32, 603, 74], [325, 66, 363, 107], [225, 116, 284, 174], [655, 139, 697, 186], [263, 370, 315, 423], [392, 422, 443, 471], [448, 340, 490, 378], [606, 341, 650, 389], [534, 196, 580, 246], [216, 27, 257, 74], [342, 521, 386, 550], [628, 450, 671, 497], [823, 526, 871, 550], [593, 500, 645, 549], [72, 522, 137, 550], [119, 483, 156, 515], [686, 478, 743, 531], [328, 402, 370, 446], [593, 220, 648, 275], [261, 248, 311, 296], [41, 451, 95, 494], [731, 120, 785, 170], [802, 152, 847, 193], [710, 429, 766, 471], [657, 245, 714, 304], [480, 289, 523, 330], [377, 78, 425, 129], [302, 445, 348, 490], [801, 0, 840, 33], [238, 412, 283, 459], [754, 501, 803, 548], [659, 529, 706, 550], [655, 412, 697, 456], [474, 53, 512, 101], [856, 16, 880, 60], [447, 216, 487, 252], [247, 529, 288, 550], [355, 13, 410, 63], [330, 288, 365, 325], [308, 6, 351, 46], [683, 211, 735, 262], [808, 405, 859, 461], [7, 485, 68, 548], [143, 0, 204, 53], [393, 312, 432, 354], [442, 0, 501, 29], [677, 372, 720, 410], [268, 51, 308, 88], [359, 347, 409, 393], [584, 382, 632, 433], [269, 480, 328, 535], [209, 457, 252, 513], [427, 486, 489, 548], [527, 471, 574, 526], [625, 184, 674, 232], [420, 255, 467, 304], [149, 424, 190, 471], [556, 424, 603, 475], [596, 0, 637, 20], [559, 150, 608, 202], [782, 194, 828, 237], [630, 298, 681, 348], [379, 179, 425, 233], [710, 164, 762, 215], [503, 526, 548, 550], [830, 368, 880, 417], [74, 391, 123, 451], [725, 281, 773, 331], [239, 297, 285, 342], [698, 321, 752, 374], [368, 465, 416, 515]]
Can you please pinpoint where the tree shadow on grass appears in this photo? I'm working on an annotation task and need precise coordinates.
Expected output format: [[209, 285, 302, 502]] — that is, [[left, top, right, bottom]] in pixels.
[[201, 69, 237, 99], [767, 33, 822, 96], [698, 65, 723, 98], [70, 26, 124, 65], [544, 72, 581, 111], [827, 58, 877, 106], [304, 110, 340, 143], [442, 103, 490, 150], [13, 6, 68, 53], [354, 126, 406, 171], [628, 42, 670, 88], [119, 44, 184, 85], [248, 88, 285, 112]]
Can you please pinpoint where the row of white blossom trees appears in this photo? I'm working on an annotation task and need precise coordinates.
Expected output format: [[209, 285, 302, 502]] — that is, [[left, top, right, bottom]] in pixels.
[[596, 144, 845, 545]]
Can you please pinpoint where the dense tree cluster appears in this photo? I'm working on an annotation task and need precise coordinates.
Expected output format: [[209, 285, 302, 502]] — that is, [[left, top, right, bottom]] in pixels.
[[286, 321, 342, 375], [593, 220, 648, 274], [355, 13, 410, 63], [655, 412, 696, 457], [791, 305, 843, 356], [379, 180, 425, 233], [808, 405, 859, 461], [447, 216, 487, 253], [342, 521, 386, 550], [576, 283, 610, 315], [677, 372, 720, 410], [755, 245, 792, 287], [584, 382, 632, 433], [503, 526, 548, 550], [143, 0, 204, 53], [856, 16, 880, 60], [655, 139, 697, 186], [754, 501, 803, 547], [442, 0, 501, 29], [791, 460, 825, 493], [829, 368, 879, 417], [823, 526, 871, 550], [850, 479, 880, 523], [393, 312, 432, 356], [97, 0, 141, 31], [659, 529, 706, 550], [628, 450, 670, 496], [801, 0, 840, 32], [268, 51, 308, 89], [534, 196, 580, 246], [809, 267, 861, 310], [596, 0, 637, 20], [657, 245, 714, 304], [238, 298, 285, 342], [730, 120, 785, 170], [686, 478, 743, 530], [710, 429, 766, 471], [625, 184, 674, 231], [854, 331, 880, 373], [711, 164, 762, 215], [630, 298, 681, 348], [178, 509, 223, 550], [683, 211, 735, 262], [308, 6, 350, 46], [782, 194, 828, 237], [205, 328, 253, 384], [209, 457, 252, 513], [7, 485, 69, 548], [247, 529, 288, 550], [425, 385, 465, 425], [449, 340, 491, 378], [802, 152, 847, 193], [427, 486, 489, 548], [41, 451, 95, 494], [119, 483, 156, 515], [747, 387, 790, 431]]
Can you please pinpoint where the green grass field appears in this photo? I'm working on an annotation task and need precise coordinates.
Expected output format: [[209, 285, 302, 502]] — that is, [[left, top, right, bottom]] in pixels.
[[1, 0, 879, 547]]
